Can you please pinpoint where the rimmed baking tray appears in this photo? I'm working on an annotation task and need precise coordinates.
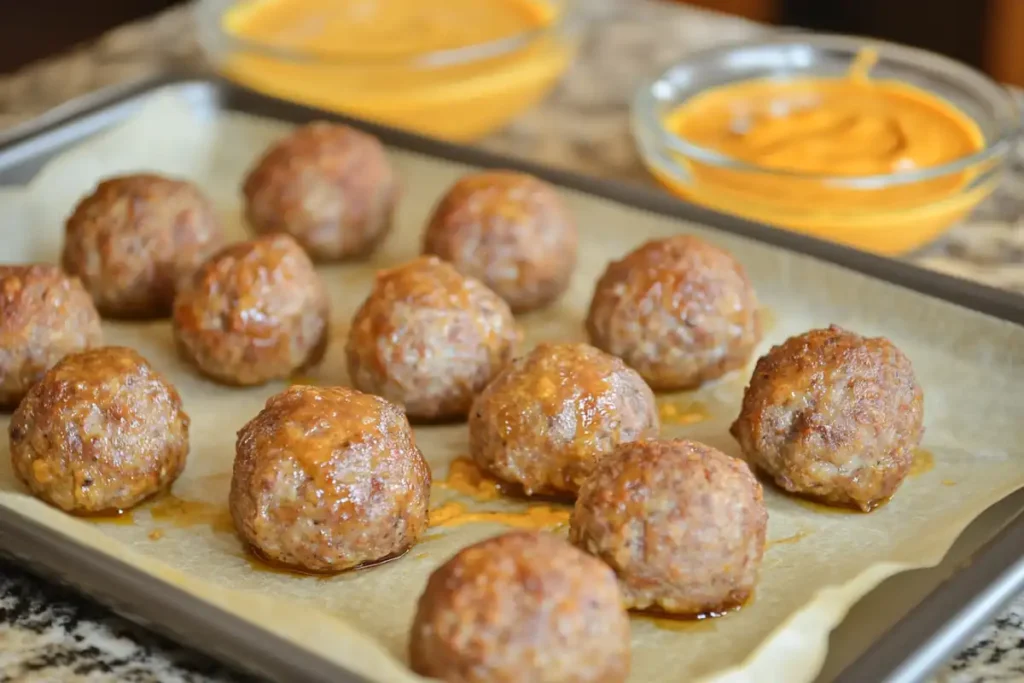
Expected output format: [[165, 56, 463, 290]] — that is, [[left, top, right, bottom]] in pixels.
[[1, 74, 1023, 683]]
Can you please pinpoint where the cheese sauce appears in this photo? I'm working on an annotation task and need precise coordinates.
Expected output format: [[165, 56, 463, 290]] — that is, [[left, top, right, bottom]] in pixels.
[[657, 50, 990, 254]]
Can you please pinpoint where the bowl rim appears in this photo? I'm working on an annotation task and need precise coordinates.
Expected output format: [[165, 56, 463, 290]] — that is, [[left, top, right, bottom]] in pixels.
[[195, 0, 577, 69], [632, 32, 1022, 188]]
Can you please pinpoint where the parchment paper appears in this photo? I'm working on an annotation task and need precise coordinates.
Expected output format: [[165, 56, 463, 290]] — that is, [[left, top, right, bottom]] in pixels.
[[1, 93, 1023, 683]]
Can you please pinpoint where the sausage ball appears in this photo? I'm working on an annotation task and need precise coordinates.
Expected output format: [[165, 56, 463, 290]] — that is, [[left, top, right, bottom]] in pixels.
[[410, 531, 630, 683], [173, 234, 330, 386], [243, 122, 398, 261], [346, 256, 518, 422], [9, 347, 189, 514], [730, 325, 924, 512], [230, 385, 430, 573], [586, 235, 761, 391], [0, 265, 103, 410], [423, 170, 577, 313], [62, 174, 223, 319], [570, 439, 767, 616], [469, 342, 659, 497]]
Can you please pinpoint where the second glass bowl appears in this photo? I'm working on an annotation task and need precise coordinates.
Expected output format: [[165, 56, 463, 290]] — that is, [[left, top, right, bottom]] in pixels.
[[632, 34, 1021, 255]]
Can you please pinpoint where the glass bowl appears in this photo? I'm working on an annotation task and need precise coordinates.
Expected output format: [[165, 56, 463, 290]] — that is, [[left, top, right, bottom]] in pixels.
[[196, 0, 578, 142], [632, 33, 1021, 255]]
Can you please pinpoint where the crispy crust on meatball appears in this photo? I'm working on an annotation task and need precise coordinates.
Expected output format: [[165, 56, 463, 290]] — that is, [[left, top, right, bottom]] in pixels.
[[230, 385, 430, 573], [570, 439, 767, 616], [422, 170, 578, 313], [409, 531, 630, 683], [730, 325, 925, 511], [243, 122, 398, 261], [346, 256, 519, 422], [469, 342, 659, 497], [9, 347, 189, 513], [172, 234, 330, 387], [586, 235, 761, 391], [62, 174, 223, 319], [0, 265, 103, 410]]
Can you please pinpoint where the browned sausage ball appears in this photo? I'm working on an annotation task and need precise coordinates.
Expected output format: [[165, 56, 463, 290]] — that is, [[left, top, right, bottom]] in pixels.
[[9, 347, 189, 514], [410, 530, 630, 683], [242, 122, 398, 261], [586, 235, 761, 391], [469, 342, 659, 497], [230, 385, 430, 573], [570, 439, 767, 616], [0, 265, 103, 410], [346, 256, 518, 422], [730, 325, 924, 512], [173, 234, 330, 387], [422, 170, 578, 313], [62, 174, 223, 319]]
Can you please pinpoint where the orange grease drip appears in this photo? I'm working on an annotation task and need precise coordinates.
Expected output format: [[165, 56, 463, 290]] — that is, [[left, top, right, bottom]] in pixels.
[[81, 509, 136, 525], [148, 529, 165, 541], [244, 545, 409, 578], [658, 400, 711, 426], [634, 614, 717, 633], [632, 599, 747, 630], [149, 495, 235, 534], [766, 530, 810, 549], [909, 448, 934, 477], [428, 501, 570, 530], [793, 496, 877, 515]]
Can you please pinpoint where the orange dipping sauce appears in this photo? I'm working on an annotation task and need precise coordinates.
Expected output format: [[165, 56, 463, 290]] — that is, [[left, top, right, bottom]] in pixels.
[[654, 50, 991, 255], [213, 0, 573, 141]]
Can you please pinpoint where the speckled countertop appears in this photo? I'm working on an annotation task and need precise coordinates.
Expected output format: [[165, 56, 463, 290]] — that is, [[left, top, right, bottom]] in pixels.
[[1, 1, 1024, 682]]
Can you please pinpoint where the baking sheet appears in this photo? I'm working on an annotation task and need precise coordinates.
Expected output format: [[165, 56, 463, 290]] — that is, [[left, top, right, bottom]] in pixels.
[[1, 93, 1023, 683]]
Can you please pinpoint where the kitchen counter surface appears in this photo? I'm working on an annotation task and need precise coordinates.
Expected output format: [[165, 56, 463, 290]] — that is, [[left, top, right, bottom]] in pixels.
[[1, 2, 1023, 682]]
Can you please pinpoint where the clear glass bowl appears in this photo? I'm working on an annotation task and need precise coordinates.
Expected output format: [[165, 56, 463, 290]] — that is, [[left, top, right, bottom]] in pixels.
[[196, 0, 578, 142], [632, 33, 1021, 255]]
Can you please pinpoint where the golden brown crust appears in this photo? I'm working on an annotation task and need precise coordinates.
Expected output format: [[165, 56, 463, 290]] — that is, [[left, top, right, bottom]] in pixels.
[[423, 170, 577, 313], [9, 346, 189, 513], [62, 174, 223, 319], [469, 342, 659, 496], [730, 325, 925, 511], [586, 235, 761, 390], [346, 256, 519, 422], [0, 264, 103, 410], [570, 439, 767, 615], [409, 530, 630, 683], [172, 234, 330, 387], [230, 385, 430, 573], [243, 122, 398, 261]]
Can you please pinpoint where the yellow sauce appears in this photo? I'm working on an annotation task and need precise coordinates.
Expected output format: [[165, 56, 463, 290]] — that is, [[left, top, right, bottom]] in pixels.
[[428, 501, 570, 530], [219, 0, 573, 141], [657, 49, 991, 254], [434, 457, 504, 501]]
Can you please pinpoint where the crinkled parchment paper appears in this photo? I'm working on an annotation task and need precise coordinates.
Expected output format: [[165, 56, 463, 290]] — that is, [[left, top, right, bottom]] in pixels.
[[1, 93, 1024, 683]]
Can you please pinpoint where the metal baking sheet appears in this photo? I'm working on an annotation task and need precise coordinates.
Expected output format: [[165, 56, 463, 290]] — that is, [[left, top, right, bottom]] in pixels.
[[1, 75, 1023, 683]]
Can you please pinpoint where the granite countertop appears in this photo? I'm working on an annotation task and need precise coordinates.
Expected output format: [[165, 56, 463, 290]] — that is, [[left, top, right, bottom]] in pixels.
[[1, 1, 1024, 682]]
